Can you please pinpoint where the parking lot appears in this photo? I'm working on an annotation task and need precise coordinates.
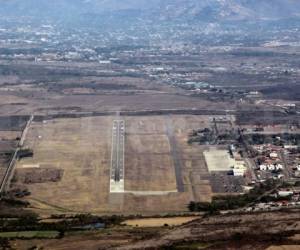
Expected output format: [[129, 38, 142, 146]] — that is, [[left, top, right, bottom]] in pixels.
[[210, 172, 245, 194]]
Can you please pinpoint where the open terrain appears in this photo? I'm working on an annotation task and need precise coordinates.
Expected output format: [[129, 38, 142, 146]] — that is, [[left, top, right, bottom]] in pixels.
[[0, 5, 299, 249], [8, 210, 300, 250], [13, 115, 215, 214]]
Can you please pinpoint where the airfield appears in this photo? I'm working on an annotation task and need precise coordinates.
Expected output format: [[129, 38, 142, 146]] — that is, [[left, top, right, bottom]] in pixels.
[[14, 115, 213, 214]]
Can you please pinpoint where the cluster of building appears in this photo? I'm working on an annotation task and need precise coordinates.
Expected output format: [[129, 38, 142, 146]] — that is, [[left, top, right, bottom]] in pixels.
[[259, 163, 284, 172], [246, 200, 300, 212], [231, 161, 247, 177], [254, 145, 285, 174], [229, 145, 247, 177], [258, 151, 284, 173], [243, 187, 300, 213], [245, 126, 300, 184]]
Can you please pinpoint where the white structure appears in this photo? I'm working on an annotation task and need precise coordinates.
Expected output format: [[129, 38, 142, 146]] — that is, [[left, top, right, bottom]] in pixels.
[[275, 164, 283, 170], [260, 164, 283, 171], [233, 168, 245, 176], [278, 191, 294, 197], [284, 145, 298, 149], [268, 164, 275, 171], [260, 165, 267, 171], [270, 152, 278, 159], [232, 160, 247, 176]]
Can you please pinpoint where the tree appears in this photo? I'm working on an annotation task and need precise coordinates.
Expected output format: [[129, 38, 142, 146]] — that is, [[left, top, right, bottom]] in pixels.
[[188, 201, 196, 212]]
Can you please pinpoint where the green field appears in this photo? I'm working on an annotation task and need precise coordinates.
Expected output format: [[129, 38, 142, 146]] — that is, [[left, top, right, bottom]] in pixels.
[[0, 231, 59, 239]]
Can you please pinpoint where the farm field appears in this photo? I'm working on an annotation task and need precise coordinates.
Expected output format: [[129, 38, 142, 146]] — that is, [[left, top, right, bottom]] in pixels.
[[122, 216, 199, 227]]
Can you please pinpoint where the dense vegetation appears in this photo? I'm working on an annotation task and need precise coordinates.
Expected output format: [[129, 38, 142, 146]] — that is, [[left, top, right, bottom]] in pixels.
[[188, 180, 280, 213], [243, 133, 300, 146], [0, 213, 125, 233]]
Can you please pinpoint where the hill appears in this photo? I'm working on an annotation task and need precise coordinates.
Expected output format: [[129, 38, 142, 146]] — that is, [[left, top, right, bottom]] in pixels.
[[0, 0, 300, 22]]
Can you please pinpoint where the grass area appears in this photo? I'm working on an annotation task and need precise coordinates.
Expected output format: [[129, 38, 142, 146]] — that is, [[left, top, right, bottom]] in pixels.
[[0, 231, 59, 239]]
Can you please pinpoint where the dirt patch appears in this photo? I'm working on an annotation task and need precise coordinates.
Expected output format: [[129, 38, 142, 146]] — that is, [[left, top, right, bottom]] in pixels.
[[115, 210, 300, 250], [267, 246, 300, 250], [15, 168, 63, 184], [261, 83, 300, 101], [123, 217, 199, 227], [0, 116, 29, 131]]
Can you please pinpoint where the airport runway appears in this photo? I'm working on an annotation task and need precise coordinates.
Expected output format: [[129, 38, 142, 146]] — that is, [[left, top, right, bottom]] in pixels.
[[165, 118, 184, 192], [110, 120, 125, 193], [110, 119, 180, 196]]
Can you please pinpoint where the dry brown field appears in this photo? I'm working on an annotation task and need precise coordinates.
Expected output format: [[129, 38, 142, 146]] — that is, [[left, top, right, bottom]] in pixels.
[[123, 216, 199, 227], [15, 115, 214, 215], [0, 88, 233, 116]]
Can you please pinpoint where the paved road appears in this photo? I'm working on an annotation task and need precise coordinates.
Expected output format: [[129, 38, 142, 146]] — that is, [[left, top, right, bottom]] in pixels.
[[165, 118, 184, 192], [245, 157, 258, 182], [19, 115, 34, 147], [111, 120, 125, 182]]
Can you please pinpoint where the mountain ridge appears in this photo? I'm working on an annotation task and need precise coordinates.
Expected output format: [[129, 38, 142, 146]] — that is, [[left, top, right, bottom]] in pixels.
[[0, 0, 300, 22]]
